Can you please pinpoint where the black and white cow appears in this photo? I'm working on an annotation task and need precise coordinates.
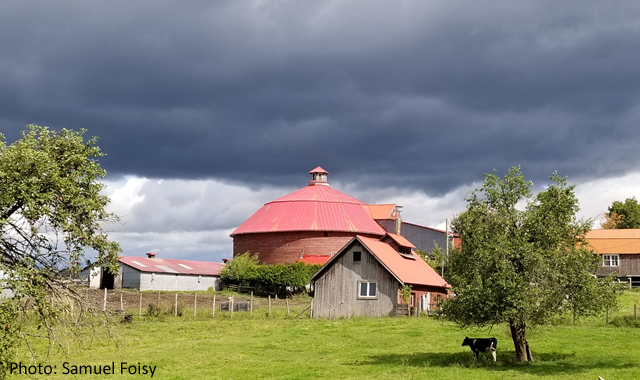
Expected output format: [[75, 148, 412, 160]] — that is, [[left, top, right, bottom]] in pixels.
[[462, 337, 497, 362]]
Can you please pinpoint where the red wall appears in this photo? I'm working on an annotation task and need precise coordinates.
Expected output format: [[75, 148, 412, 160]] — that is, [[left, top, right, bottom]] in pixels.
[[233, 231, 382, 264]]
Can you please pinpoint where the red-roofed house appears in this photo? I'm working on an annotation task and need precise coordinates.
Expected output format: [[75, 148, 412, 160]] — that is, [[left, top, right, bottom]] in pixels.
[[586, 229, 640, 288], [310, 234, 449, 318]]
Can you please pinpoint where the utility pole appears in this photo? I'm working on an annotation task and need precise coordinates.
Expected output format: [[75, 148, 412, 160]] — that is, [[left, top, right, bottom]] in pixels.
[[443, 218, 449, 277]]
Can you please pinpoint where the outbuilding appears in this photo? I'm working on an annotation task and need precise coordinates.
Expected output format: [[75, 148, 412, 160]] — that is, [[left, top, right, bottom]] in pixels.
[[310, 233, 449, 319], [80, 253, 225, 291]]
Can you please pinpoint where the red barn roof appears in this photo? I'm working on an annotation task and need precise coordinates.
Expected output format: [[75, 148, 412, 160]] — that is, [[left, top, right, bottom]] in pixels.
[[311, 235, 449, 288], [231, 181, 386, 236], [119, 256, 225, 276]]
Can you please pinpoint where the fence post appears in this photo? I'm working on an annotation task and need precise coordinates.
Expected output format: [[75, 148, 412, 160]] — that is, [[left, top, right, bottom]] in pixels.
[[103, 288, 107, 312], [120, 293, 123, 310], [230, 297, 234, 319], [157, 291, 160, 311], [175, 293, 178, 317], [250, 291, 253, 318], [286, 298, 290, 316], [212, 294, 216, 318], [139, 292, 142, 317], [194, 293, 197, 317], [606, 307, 609, 325], [635, 304, 637, 321], [310, 299, 313, 318], [268, 295, 271, 316]]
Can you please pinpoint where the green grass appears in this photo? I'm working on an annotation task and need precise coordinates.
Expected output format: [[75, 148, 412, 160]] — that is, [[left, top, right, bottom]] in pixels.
[[10, 290, 640, 380]]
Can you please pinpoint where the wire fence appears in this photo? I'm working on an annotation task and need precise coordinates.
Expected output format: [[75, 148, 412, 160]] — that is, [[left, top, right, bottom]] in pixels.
[[83, 289, 315, 320]]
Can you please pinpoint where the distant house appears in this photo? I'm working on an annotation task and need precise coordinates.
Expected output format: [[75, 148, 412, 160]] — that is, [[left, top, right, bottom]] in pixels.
[[310, 233, 449, 319], [586, 229, 640, 288], [79, 253, 225, 291]]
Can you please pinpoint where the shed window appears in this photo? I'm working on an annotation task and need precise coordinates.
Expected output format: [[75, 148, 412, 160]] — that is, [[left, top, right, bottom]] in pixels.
[[353, 251, 361, 262], [603, 255, 619, 267], [359, 282, 377, 298]]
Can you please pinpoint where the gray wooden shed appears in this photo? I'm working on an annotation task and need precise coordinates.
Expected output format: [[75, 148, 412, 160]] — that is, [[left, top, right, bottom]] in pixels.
[[311, 234, 449, 319]]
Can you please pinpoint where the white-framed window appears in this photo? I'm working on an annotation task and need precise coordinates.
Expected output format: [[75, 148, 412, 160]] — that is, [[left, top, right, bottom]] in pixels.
[[603, 255, 619, 267], [358, 282, 377, 298]]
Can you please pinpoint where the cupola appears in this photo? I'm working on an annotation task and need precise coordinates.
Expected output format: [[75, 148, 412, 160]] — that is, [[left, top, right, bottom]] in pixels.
[[309, 166, 329, 186]]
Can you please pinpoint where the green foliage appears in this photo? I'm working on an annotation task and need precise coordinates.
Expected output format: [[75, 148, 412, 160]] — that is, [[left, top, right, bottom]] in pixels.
[[604, 197, 640, 229], [221, 252, 260, 285], [221, 253, 321, 294], [0, 299, 19, 379], [400, 284, 412, 304], [0, 125, 121, 376], [443, 166, 621, 362], [416, 241, 446, 276]]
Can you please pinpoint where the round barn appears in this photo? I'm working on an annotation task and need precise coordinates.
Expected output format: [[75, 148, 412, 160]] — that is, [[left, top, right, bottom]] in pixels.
[[230, 167, 388, 264]]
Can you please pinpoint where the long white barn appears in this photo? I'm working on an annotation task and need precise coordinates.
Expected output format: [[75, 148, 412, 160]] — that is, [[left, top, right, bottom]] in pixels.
[[81, 253, 225, 291]]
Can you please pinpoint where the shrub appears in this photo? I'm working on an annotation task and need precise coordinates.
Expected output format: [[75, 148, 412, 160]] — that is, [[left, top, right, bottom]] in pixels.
[[221, 253, 321, 294]]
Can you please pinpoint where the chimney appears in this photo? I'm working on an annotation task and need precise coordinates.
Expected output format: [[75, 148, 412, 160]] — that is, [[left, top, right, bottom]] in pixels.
[[146, 252, 157, 259], [394, 205, 403, 235]]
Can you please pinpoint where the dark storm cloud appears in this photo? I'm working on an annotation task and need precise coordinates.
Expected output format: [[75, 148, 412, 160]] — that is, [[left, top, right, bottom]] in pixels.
[[2, 1, 640, 194]]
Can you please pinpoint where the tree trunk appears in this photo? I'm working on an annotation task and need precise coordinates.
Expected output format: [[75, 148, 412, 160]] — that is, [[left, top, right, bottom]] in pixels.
[[509, 322, 533, 362]]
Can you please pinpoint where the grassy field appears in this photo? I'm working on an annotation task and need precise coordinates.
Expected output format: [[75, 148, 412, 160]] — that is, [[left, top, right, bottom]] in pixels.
[[9, 291, 640, 380]]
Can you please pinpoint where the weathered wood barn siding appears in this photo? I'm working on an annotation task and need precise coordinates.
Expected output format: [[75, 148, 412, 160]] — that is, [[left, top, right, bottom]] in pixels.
[[597, 255, 640, 277], [313, 242, 399, 319]]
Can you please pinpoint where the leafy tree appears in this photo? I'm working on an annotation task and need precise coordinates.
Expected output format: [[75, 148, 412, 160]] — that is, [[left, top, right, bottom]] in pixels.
[[220, 252, 260, 285], [0, 125, 121, 377], [602, 197, 640, 229], [443, 166, 619, 362], [600, 212, 624, 229]]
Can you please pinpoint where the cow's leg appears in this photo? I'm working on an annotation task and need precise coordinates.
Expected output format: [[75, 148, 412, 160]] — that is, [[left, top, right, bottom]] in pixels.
[[473, 351, 479, 361], [491, 350, 496, 362]]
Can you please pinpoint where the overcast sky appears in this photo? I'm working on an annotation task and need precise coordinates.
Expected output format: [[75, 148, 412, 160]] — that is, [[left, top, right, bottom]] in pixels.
[[2, 1, 640, 262]]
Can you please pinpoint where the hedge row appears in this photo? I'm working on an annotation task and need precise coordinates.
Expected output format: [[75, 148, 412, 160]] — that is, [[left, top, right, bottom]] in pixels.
[[221, 253, 322, 293]]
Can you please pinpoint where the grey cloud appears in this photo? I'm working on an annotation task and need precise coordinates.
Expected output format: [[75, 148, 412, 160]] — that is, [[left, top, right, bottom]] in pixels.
[[1, 1, 640, 195]]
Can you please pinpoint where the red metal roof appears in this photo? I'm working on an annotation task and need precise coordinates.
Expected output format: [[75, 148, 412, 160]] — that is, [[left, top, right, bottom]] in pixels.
[[311, 235, 449, 288], [119, 256, 225, 276], [231, 184, 387, 236], [367, 204, 397, 220], [384, 232, 416, 249], [309, 166, 328, 174], [297, 255, 331, 265]]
